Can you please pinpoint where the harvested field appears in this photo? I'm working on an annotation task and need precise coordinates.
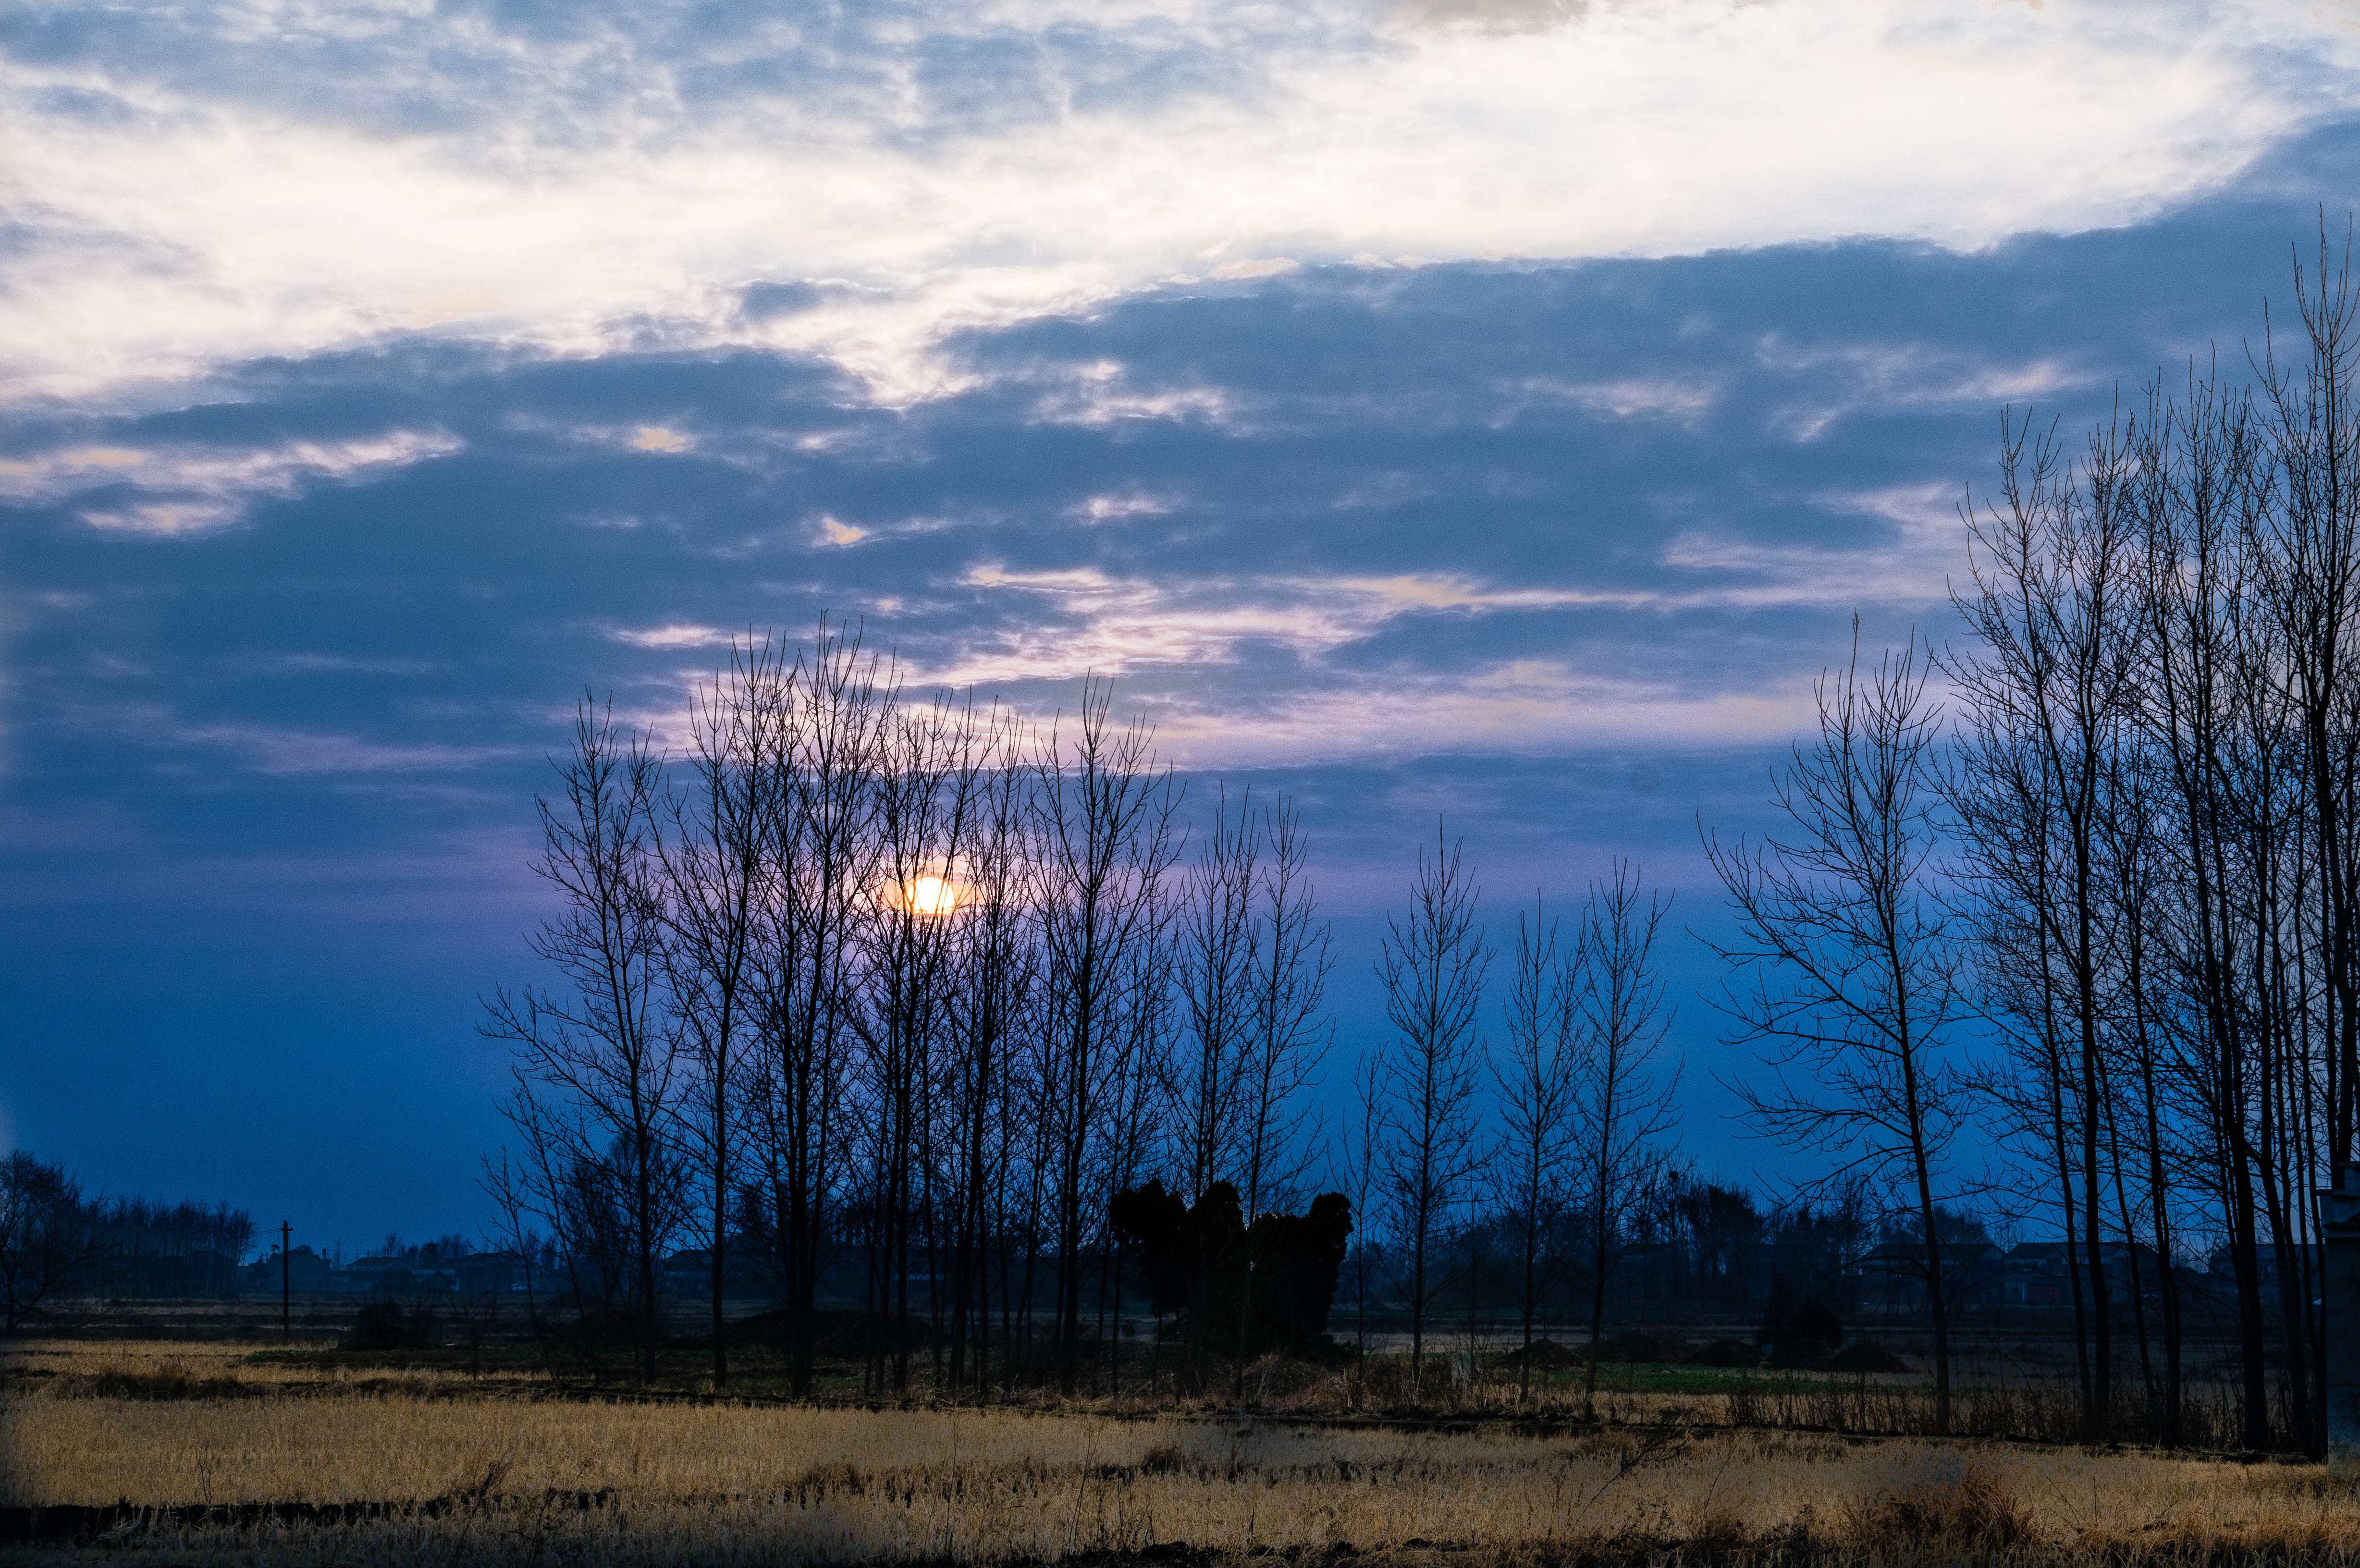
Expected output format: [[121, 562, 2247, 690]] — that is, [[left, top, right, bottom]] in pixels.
[[4, 1339, 2356, 1566]]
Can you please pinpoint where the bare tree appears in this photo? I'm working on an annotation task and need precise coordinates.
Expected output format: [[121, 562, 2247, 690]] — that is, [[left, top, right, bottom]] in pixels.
[[2123, 367, 2264, 1448], [743, 623, 894, 1395], [855, 690, 980, 1393], [1376, 824, 1490, 1396], [1331, 1050, 1388, 1407], [0, 1152, 102, 1334], [1490, 893, 1575, 1402], [938, 709, 1038, 1395], [1568, 860, 1681, 1420], [1952, 411, 2147, 1439], [1706, 628, 1968, 1433], [1230, 793, 1334, 1392], [655, 637, 776, 1389], [1173, 786, 1255, 1205], [484, 698, 684, 1380], [1030, 678, 1183, 1373]]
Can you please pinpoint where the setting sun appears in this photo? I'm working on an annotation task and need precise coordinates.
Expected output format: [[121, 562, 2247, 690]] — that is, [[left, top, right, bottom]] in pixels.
[[907, 875, 959, 917]]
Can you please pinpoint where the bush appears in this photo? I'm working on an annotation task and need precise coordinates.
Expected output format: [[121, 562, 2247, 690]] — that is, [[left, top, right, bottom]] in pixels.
[[1783, 1296, 1842, 1349], [343, 1301, 436, 1351]]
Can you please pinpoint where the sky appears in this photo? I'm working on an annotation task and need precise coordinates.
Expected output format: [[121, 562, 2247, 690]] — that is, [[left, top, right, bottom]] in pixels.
[[5, 0, 2360, 1251]]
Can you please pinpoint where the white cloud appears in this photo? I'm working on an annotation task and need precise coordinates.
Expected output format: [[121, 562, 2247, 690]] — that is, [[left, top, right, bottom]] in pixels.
[[609, 623, 732, 649], [1754, 340, 2090, 442], [1657, 481, 1968, 609], [1149, 658, 1819, 766], [1501, 374, 1726, 426], [1072, 489, 1177, 524], [0, 431, 463, 534], [937, 537, 1944, 691], [3, 0, 2346, 406]]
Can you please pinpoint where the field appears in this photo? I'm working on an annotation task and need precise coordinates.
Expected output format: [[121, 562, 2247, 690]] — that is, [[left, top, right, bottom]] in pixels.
[[6, 1337, 2359, 1566]]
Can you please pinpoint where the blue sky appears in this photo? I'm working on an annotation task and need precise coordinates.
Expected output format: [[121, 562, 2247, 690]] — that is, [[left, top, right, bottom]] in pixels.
[[5, 0, 2360, 1249]]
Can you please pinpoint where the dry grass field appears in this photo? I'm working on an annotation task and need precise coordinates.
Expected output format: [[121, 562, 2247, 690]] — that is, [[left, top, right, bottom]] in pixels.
[[4, 1339, 2357, 1566]]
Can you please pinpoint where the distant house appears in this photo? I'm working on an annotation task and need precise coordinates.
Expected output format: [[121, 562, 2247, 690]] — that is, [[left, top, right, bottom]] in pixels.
[[2205, 1246, 2283, 1286], [239, 1245, 333, 1296], [1999, 1241, 2176, 1309], [1862, 1239, 2003, 1314], [457, 1251, 532, 1295], [340, 1256, 415, 1296], [662, 1241, 784, 1301], [1999, 1242, 2073, 1307]]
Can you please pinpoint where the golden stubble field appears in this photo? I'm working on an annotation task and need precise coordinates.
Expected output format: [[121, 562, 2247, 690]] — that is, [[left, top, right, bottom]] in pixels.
[[4, 1340, 2358, 1566]]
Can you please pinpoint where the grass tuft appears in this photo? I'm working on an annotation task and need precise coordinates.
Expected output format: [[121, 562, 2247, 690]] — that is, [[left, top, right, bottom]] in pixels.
[[1840, 1458, 2036, 1553]]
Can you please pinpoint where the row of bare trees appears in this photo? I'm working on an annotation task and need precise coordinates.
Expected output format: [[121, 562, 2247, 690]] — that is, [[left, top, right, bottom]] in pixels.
[[1354, 835, 1682, 1407], [483, 620, 1695, 1400], [485, 633, 1196, 1391], [475, 244, 2360, 1448], [1947, 244, 2360, 1454], [1699, 238, 2360, 1454]]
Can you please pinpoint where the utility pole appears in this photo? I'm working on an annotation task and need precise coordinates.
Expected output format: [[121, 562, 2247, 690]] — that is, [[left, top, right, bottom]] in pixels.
[[281, 1221, 293, 1344]]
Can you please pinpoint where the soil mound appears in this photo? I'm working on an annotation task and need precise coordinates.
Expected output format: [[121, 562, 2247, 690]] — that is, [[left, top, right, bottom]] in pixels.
[[1586, 1327, 1691, 1365], [1825, 1339, 1914, 1374]]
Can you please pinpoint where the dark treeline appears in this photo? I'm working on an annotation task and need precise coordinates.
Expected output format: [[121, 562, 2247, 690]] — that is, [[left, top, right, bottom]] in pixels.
[[1688, 235, 2360, 1454], [0, 1151, 257, 1327]]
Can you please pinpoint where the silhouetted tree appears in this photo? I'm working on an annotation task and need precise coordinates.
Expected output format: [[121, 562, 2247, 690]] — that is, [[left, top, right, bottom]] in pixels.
[[1376, 824, 1490, 1395], [0, 1153, 101, 1333]]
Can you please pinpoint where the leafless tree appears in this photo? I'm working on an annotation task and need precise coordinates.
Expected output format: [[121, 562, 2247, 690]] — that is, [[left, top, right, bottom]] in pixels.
[[1173, 786, 1255, 1205], [1707, 628, 1967, 1432], [1030, 678, 1183, 1373], [1376, 823, 1490, 1396], [853, 690, 981, 1392], [1567, 860, 1681, 1420], [744, 622, 895, 1394], [1951, 406, 2147, 1441], [1331, 1051, 1388, 1407], [1490, 892, 1575, 1401], [0, 1153, 102, 1334], [1229, 793, 1334, 1392], [938, 709, 1039, 1394], [484, 698, 684, 1380], [654, 637, 776, 1389]]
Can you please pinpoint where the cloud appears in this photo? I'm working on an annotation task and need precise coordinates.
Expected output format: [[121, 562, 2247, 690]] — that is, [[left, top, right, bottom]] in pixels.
[[1500, 374, 1725, 427], [1146, 657, 1818, 766], [3, 0, 2348, 404], [936, 538, 1941, 689], [1754, 341, 2090, 442], [1071, 489, 1176, 524], [609, 623, 732, 649], [0, 430, 463, 534], [170, 723, 514, 775]]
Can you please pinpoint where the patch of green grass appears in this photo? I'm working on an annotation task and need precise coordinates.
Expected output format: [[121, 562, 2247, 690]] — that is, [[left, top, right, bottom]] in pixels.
[[1511, 1362, 1845, 1396]]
